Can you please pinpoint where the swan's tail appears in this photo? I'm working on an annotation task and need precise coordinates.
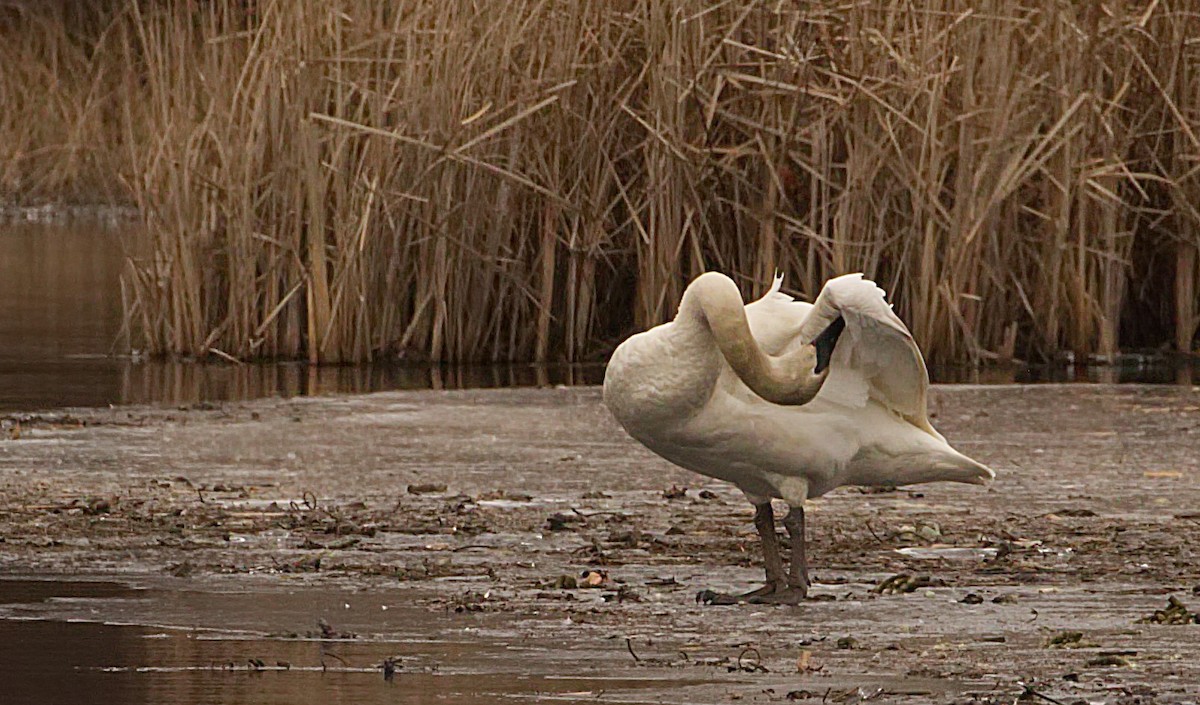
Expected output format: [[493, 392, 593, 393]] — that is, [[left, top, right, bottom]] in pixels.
[[848, 446, 995, 489], [932, 450, 995, 486]]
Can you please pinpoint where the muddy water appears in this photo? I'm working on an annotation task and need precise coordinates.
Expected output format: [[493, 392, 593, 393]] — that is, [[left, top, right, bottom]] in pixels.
[[0, 223, 602, 413], [0, 579, 721, 705]]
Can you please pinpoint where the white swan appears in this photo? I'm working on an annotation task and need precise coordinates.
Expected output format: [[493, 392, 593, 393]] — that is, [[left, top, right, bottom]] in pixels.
[[603, 272, 994, 605]]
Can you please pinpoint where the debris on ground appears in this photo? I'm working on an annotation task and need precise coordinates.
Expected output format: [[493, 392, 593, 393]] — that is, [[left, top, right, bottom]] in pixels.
[[578, 569, 608, 588], [309, 619, 357, 639], [661, 486, 688, 500], [873, 574, 937, 594], [546, 512, 583, 531], [1045, 631, 1094, 649], [1138, 596, 1200, 625], [407, 483, 448, 495], [3, 386, 1200, 701], [893, 521, 941, 544], [543, 574, 578, 589]]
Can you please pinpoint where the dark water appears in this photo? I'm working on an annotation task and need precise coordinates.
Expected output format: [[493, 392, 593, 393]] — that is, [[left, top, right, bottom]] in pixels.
[[0, 222, 1195, 413], [0, 223, 603, 412], [0, 579, 709, 705]]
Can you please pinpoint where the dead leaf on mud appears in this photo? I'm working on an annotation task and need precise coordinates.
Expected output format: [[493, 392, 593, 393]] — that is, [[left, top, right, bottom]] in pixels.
[[407, 483, 448, 494], [1143, 470, 1182, 479], [543, 574, 577, 589], [579, 569, 608, 588], [546, 512, 583, 531], [81, 497, 115, 515], [1054, 507, 1097, 518], [644, 576, 679, 587], [602, 585, 643, 603], [874, 573, 939, 594], [892, 521, 941, 544], [794, 650, 821, 673], [1137, 596, 1200, 624], [1045, 631, 1094, 649], [661, 485, 688, 500]]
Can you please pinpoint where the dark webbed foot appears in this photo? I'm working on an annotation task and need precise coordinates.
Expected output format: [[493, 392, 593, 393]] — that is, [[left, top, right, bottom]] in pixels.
[[696, 582, 807, 606], [747, 584, 807, 605]]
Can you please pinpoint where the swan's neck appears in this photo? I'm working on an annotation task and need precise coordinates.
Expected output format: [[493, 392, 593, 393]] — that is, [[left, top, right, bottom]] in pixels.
[[679, 272, 824, 406]]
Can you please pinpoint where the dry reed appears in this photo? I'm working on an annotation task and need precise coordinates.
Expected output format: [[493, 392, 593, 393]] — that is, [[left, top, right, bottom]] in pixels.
[[4, 0, 1200, 364]]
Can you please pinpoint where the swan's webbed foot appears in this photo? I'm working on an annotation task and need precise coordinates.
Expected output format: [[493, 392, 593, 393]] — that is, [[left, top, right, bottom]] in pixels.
[[696, 582, 807, 606], [747, 584, 807, 605], [696, 584, 775, 605]]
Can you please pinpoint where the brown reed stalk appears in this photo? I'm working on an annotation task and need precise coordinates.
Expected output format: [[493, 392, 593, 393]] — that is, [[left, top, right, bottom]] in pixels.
[[5, 0, 1200, 364]]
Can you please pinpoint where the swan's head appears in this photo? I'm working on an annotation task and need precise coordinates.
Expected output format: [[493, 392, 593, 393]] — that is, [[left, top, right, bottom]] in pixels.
[[766, 344, 829, 406]]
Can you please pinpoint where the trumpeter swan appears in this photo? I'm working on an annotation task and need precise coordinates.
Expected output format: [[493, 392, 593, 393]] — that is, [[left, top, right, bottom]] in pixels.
[[603, 272, 993, 605]]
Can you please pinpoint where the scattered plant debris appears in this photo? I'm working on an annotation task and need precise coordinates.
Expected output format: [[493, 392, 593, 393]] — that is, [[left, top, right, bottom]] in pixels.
[[546, 512, 583, 531], [1137, 596, 1199, 625], [893, 521, 941, 544], [1045, 631, 1093, 649], [874, 574, 937, 594], [578, 569, 608, 588], [407, 483, 447, 495], [661, 486, 688, 500]]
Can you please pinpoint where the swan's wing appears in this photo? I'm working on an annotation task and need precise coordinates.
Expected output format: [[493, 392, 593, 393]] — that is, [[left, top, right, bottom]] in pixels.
[[743, 274, 814, 355], [793, 274, 941, 438]]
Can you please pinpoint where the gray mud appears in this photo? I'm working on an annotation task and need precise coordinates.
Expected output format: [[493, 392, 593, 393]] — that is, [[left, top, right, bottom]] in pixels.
[[2, 385, 1199, 704]]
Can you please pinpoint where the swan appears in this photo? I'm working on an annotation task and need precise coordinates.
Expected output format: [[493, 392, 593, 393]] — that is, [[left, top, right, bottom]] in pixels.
[[603, 272, 994, 605]]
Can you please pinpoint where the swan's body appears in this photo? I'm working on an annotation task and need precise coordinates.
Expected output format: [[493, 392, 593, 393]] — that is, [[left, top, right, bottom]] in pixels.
[[603, 272, 993, 604]]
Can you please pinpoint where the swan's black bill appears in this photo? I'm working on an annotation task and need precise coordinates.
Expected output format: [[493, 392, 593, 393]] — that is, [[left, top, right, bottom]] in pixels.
[[813, 315, 845, 374]]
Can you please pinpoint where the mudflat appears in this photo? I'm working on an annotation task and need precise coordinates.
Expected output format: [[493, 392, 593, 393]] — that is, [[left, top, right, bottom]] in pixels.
[[1, 385, 1198, 704]]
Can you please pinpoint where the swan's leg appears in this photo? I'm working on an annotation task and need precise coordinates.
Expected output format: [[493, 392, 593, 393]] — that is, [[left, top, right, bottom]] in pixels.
[[783, 505, 810, 592], [745, 504, 808, 605], [753, 501, 786, 589], [697, 501, 785, 605]]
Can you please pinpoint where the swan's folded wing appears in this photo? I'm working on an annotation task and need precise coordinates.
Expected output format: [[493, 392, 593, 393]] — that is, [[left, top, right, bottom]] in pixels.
[[743, 274, 814, 356], [796, 274, 940, 438]]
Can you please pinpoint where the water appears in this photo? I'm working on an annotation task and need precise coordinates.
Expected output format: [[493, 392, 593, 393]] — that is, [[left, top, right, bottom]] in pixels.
[[0, 579, 712, 705], [0, 221, 1195, 413], [0, 222, 602, 413]]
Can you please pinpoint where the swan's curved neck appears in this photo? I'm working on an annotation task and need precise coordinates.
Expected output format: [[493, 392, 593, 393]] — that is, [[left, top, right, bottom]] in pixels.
[[679, 272, 825, 406]]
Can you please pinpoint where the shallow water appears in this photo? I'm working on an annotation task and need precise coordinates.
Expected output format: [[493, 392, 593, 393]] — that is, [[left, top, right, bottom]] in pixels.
[[0, 579, 716, 705], [0, 222, 1196, 413], [0, 223, 603, 412]]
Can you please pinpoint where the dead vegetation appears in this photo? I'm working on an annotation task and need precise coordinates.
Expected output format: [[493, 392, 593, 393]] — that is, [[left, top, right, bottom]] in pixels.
[[3, 1, 1200, 363]]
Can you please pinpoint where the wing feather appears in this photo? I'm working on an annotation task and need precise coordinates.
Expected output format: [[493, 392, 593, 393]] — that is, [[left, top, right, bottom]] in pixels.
[[751, 273, 940, 438]]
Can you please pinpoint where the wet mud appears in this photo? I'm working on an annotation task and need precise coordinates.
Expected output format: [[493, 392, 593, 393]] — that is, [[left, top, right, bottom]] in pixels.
[[1, 385, 1199, 703]]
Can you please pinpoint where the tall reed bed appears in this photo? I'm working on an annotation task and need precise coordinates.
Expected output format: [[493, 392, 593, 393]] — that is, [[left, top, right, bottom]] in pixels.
[[7, 0, 1200, 363], [0, 2, 129, 202]]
